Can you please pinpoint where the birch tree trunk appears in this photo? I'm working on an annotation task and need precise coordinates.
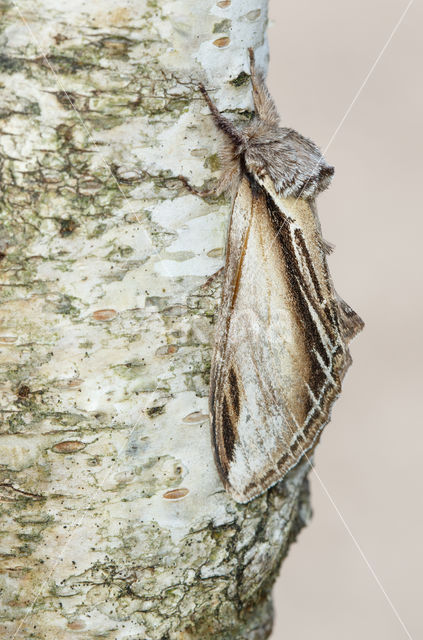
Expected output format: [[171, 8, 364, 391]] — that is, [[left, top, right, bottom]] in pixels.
[[0, 1, 311, 638]]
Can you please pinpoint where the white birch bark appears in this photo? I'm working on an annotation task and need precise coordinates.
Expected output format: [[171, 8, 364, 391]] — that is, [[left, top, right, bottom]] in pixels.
[[0, 1, 311, 638]]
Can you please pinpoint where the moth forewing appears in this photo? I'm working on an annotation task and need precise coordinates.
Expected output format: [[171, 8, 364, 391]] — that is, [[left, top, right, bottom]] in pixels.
[[209, 177, 254, 483], [210, 172, 353, 503]]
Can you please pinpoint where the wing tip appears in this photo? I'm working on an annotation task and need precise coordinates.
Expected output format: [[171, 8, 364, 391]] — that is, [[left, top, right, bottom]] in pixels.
[[337, 294, 365, 343]]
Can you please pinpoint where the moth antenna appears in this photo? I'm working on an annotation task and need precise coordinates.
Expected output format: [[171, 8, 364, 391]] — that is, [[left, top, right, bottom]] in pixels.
[[198, 83, 244, 147], [248, 48, 280, 126]]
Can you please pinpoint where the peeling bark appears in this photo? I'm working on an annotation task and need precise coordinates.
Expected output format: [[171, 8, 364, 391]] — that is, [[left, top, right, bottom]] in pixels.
[[0, 1, 311, 638]]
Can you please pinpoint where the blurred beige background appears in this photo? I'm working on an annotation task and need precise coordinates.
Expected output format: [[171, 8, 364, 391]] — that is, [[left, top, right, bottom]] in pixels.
[[267, 1, 422, 638]]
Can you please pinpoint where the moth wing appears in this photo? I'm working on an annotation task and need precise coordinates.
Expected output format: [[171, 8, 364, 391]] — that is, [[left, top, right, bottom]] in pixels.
[[336, 293, 364, 343], [210, 175, 360, 502]]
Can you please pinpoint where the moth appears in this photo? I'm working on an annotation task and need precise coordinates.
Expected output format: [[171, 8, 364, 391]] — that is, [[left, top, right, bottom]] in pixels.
[[181, 49, 363, 503]]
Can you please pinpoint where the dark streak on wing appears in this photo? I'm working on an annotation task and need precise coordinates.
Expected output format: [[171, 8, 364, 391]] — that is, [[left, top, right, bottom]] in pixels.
[[267, 190, 332, 375], [294, 228, 324, 303], [293, 227, 341, 342], [222, 395, 235, 463], [229, 367, 240, 418]]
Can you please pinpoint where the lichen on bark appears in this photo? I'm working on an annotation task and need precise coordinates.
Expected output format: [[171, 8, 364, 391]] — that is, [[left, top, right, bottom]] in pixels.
[[0, 1, 311, 638]]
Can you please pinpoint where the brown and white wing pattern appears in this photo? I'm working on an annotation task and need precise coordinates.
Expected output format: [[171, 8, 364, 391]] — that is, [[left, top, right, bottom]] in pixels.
[[210, 173, 361, 503]]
